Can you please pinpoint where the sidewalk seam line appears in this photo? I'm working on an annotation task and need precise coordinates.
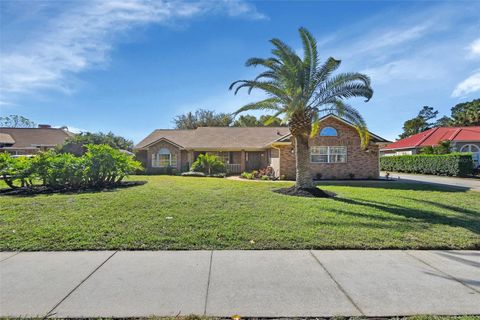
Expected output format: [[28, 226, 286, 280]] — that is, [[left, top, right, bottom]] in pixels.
[[44, 251, 118, 318], [405, 251, 480, 294], [0, 251, 20, 263], [309, 250, 364, 316], [203, 250, 214, 316]]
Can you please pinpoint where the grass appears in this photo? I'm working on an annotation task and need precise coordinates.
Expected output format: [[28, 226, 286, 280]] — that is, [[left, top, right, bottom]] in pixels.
[[1, 175, 479, 251]]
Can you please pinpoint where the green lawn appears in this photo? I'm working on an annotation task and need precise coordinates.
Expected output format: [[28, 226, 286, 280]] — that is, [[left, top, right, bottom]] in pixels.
[[1, 175, 479, 251]]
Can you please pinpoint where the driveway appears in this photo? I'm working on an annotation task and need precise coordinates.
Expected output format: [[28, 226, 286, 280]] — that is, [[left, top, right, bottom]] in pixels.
[[1, 250, 479, 317], [381, 171, 480, 191]]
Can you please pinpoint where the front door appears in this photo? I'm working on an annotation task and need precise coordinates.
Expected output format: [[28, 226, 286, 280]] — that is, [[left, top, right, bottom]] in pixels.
[[246, 152, 263, 171]]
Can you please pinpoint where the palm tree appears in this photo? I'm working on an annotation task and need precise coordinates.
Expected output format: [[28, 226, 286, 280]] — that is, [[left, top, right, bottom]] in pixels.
[[230, 27, 373, 189]]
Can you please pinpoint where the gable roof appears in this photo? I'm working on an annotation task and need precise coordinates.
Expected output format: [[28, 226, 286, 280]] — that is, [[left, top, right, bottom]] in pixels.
[[0, 127, 73, 149], [273, 114, 390, 143], [135, 127, 290, 150], [135, 115, 389, 150], [381, 126, 480, 151]]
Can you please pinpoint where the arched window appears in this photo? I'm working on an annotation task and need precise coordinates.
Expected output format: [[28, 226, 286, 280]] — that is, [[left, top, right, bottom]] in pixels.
[[320, 127, 338, 137], [152, 148, 177, 168], [460, 144, 480, 153]]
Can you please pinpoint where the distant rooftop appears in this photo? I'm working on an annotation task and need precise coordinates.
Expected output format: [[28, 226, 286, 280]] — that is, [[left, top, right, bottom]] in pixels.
[[381, 127, 480, 151]]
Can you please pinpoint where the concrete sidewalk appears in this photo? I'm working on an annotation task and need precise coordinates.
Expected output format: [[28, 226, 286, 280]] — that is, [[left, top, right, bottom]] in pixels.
[[1, 250, 479, 317]]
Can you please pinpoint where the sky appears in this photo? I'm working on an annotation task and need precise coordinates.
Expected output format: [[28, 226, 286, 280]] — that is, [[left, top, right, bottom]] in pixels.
[[1, 0, 479, 143]]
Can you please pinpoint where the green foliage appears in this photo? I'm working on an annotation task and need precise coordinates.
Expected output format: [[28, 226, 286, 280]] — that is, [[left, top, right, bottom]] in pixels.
[[380, 153, 473, 176], [0, 115, 36, 128], [190, 153, 226, 175], [0, 145, 142, 190], [450, 99, 480, 126], [58, 131, 134, 156], [83, 144, 141, 187], [230, 27, 373, 147], [30, 151, 85, 189], [240, 172, 254, 179], [0, 153, 33, 188], [399, 106, 438, 139], [420, 140, 451, 155], [173, 109, 233, 129]]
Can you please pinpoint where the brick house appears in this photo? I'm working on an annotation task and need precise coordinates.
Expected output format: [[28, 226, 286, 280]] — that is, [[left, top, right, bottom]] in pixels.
[[0, 125, 74, 156], [134, 114, 389, 179]]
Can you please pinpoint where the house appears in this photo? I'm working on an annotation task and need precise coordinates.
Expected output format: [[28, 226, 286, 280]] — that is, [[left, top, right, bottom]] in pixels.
[[380, 126, 480, 167], [0, 125, 74, 156], [134, 114, 389, 179]]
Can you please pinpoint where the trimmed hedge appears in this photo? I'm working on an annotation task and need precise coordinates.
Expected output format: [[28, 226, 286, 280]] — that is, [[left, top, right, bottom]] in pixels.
[[380, 153, 473, 176]]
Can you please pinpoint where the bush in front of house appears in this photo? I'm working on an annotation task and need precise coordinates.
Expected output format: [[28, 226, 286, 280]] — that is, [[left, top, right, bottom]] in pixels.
[[0, 144, 142, 191], [380, 153, 473, 176], [190, 153, 226, 175]]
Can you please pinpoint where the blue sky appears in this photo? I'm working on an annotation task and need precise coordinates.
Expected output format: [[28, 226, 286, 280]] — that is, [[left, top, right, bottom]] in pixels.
[[1, 0, 479, 143]]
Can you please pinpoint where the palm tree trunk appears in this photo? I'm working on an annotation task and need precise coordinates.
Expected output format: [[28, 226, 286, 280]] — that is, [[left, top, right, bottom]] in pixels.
[[294, 135, 314, 188]]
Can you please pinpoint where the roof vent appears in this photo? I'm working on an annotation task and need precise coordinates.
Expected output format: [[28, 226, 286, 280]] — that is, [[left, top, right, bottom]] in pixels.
[[38, 124, 51, 128]]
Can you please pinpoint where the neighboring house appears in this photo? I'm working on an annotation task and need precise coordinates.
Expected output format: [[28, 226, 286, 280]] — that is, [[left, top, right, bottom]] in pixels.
[[134, 114, 390, 179], [0, 125, 74, 156], [380, 126, 480, 167]]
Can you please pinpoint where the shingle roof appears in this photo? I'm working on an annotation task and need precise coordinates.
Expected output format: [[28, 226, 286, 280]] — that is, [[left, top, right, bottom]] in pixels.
[[134, 127, 290, 150], [0, 133, 15, 144], [0, 127, 73, 149], [381, 126, 480, 150], [135, 115, 389, 150]]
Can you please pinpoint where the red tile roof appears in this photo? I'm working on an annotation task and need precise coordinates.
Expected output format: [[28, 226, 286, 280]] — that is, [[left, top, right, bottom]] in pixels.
[[381, 127, 480, 150]]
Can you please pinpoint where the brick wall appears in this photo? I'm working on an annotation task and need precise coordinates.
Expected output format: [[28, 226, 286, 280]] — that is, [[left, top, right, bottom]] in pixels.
[[274, 117, 380, 180], [144, 140, 182, 174]]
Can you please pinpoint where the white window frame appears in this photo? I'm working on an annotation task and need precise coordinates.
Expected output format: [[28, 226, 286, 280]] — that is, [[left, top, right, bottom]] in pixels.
[[460, 144, 480, 153], [310, 146, 347, 163], [152, 148, 177, 168]]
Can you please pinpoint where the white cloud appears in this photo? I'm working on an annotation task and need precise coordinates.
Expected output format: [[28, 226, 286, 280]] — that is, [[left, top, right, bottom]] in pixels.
[[468, 38, 480, 58], [452, 71, 480, 97], [0, 0, 265, 99]]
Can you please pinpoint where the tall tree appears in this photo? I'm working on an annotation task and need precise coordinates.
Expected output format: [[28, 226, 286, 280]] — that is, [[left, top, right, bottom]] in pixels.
[[230, 27, 373, 189], [0, 115, 36, 128], [259, 115, 286, 126], [234, 115, 262, 127], [173, 109, 233, 129], [58, 132, 134, 155], [399, 106, 438, 139], [450, 99, 480, 126]]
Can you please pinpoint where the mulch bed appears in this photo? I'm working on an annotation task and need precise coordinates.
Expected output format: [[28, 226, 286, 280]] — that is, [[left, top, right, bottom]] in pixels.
[[273, 186, 336, 198], [0, 181, 147, 196]]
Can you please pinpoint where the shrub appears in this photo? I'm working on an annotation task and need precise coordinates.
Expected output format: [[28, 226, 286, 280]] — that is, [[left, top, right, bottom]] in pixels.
[[380, 153, 473, 176], [0, 153, 34, 188], [240, 172, 253, 179], [0, 144, 142, 190], [31, 151, 85, 189], [190, 153, 225, 175], [261, 175, 270, 180], [83, 144, 142, 187]]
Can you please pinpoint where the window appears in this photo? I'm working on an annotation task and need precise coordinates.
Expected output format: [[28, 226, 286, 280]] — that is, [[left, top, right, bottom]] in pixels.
[[152, 148, 177, 167], [460, 144, 480, 153], [311, 146, 346, 163], [320, 127, 338, 136]]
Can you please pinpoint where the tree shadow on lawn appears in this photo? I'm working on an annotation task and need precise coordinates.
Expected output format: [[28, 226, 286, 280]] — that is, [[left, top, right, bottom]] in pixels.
[[317, 180, 470, 192], [0, 180, 147, 197], [333, 197, 480, 237]]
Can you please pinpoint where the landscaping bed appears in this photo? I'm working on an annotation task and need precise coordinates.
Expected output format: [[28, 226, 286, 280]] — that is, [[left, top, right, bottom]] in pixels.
[[1, 175, 479, 251]]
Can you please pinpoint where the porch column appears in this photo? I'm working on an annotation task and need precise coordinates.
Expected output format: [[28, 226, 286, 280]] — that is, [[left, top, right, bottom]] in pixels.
[[240, 150, 246, 172]]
